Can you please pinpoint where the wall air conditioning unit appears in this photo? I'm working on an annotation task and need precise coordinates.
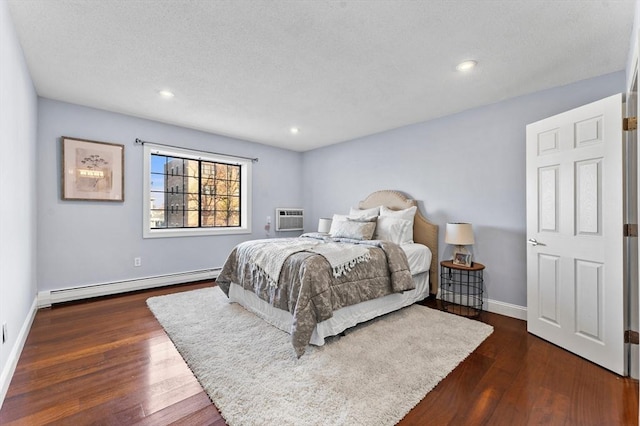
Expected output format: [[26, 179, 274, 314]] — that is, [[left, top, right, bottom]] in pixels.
[[275, 208, 304, 231]]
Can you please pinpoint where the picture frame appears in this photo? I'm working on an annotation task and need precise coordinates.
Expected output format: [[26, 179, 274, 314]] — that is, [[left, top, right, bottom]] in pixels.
[[452, 251, 472, 267], [62, 136, 124, 201]]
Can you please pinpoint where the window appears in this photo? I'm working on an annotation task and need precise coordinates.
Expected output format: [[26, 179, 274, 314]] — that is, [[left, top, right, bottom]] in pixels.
[[143, 144, 252, 238]]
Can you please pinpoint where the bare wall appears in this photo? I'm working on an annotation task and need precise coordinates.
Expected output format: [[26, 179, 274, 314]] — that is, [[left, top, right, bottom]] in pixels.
[[0, 0, 38, 404], [36, 99, 303, 292], [302, 71, 625, 308]]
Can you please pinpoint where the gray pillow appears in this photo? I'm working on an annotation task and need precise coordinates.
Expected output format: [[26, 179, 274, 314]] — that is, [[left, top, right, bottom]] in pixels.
[[329, 220, 376, 240]]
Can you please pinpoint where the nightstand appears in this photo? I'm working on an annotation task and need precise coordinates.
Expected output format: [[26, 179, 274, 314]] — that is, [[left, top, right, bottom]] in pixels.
[[439, 260, 485, 317]]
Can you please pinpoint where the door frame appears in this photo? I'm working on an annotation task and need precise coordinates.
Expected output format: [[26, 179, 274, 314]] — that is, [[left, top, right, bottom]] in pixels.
[[628, 28, 640, 382], [626, 62, 638, 379]]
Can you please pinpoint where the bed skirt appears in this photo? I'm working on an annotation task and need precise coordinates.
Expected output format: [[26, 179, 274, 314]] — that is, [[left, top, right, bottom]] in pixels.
[[227, 271, 430, 346]]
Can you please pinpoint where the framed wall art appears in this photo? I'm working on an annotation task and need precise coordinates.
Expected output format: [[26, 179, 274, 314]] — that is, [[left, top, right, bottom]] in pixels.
[[62, 136, 124, 201]]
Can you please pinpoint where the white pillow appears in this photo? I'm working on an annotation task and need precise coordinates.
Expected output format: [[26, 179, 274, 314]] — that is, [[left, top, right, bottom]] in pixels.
[[349, 206, 380, 217], [379, 205, 417, 244], [374, 216, 412, 244]]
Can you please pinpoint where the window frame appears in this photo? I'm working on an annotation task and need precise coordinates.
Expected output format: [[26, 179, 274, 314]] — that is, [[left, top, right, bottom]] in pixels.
[[143, 144, 252, 238]]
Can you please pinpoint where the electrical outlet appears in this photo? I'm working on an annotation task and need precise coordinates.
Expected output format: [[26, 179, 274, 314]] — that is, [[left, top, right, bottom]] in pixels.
[[266, 216, 271, 224], [134, 257, 142, 267], [2, 323, 7, 344]]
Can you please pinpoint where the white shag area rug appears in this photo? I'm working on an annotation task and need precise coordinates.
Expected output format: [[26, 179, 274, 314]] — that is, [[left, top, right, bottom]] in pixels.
[[147, 287, 493, 426]]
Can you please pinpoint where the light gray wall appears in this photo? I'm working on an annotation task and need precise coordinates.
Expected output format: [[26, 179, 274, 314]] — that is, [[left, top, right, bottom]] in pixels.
[[37, 99, 303, 292], [0, 0, 38, 402], [302, 71, 625, 308]]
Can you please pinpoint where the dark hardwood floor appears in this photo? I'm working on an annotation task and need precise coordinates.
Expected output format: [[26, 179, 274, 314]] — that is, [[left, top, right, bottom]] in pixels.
[[0, 281, 637, 425]]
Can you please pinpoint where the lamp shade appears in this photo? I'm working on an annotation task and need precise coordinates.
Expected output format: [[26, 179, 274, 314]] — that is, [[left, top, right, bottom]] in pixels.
[[318, 218, 332, 233], [445, 223, 474, 245]]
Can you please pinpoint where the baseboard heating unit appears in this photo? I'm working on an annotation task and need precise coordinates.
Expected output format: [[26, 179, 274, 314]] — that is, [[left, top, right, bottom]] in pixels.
[[38, 268, 221, 308]]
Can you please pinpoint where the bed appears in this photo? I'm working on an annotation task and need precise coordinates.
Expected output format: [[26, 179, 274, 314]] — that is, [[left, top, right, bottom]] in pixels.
[[216, 190, 439, 356]]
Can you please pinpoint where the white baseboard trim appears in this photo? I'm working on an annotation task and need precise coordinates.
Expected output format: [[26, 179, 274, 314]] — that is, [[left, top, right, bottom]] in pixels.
[[0, 296, 38, 410], [435, 290, 527, 320], [37, 268, 221, 308], [484, 298, 527, 320]]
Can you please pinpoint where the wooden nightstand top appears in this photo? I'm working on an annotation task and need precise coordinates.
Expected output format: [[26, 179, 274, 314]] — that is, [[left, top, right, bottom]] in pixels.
[[440, 260, 485, 271]]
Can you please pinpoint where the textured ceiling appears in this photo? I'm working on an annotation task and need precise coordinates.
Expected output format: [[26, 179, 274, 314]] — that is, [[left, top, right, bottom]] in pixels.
[[7, 0, 636, 152]]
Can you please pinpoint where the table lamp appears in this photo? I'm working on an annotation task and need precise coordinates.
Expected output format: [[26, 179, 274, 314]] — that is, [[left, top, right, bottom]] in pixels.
[[318, 218, 332, 234], [445, 222, 474, 266]]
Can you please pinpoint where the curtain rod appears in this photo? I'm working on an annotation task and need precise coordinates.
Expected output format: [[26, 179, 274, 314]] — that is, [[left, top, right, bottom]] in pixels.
[[134, 138, 259, 163]]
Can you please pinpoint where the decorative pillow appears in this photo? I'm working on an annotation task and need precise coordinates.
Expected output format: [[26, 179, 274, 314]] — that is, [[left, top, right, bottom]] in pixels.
[[374, 216, 412, 244], [349, 206, 381, 217], [329, 220, 376, 240], [379, 205, 417, 243], [331, 213, 377, 224]]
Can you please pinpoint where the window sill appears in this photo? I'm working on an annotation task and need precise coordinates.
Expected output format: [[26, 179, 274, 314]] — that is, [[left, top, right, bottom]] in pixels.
[[143, 226, 252, 239]]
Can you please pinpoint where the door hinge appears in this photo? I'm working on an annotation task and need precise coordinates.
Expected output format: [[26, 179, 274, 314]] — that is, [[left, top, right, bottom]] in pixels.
[[623, 117, 637, 131], [625, 330, 639, 345], [624, 224, 638, 237], [622, 117, 638, 131]]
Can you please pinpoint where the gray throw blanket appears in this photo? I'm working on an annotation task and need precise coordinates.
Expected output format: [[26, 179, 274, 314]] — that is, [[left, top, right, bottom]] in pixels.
[[236, 238, 320, 287], [235, 237, 372, 288]]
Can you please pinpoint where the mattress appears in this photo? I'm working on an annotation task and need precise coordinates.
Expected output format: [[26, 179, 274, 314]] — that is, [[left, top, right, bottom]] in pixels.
[[403, 242, 431, 275]]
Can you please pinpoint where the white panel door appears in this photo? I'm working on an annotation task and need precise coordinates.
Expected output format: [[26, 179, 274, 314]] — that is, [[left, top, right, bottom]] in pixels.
[[526, 93, 625, 375]]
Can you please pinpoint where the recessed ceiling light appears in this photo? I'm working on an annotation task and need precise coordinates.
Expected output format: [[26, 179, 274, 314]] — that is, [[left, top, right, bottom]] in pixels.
[[158, 90, 175, 99], [290, 127, 300, 134], [456, 60, 477, 72]]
